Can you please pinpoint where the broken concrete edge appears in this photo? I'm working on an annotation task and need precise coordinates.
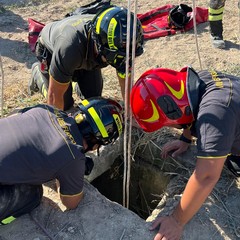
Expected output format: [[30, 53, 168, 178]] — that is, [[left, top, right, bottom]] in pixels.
[[0, 180, 156, 240]]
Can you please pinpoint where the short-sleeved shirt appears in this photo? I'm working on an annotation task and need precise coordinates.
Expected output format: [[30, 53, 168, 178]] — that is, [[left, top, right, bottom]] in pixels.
[[0, 105, 85, 196], [189, 70, 240, 158], [40, 14, 127, 84]]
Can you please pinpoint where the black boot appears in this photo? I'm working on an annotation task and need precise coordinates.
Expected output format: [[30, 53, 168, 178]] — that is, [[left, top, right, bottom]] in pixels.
[[209, 20, 225, 48]]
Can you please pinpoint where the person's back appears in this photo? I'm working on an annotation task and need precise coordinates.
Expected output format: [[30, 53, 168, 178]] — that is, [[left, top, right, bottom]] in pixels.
[[0, 105, 85, 185], [0, 97, 123, 225], [40, 14, 94, 53], [190, 70, 240, 156]]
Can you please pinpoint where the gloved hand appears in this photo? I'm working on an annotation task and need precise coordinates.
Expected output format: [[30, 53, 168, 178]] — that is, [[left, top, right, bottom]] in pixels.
[[85, 157, 94, 175]]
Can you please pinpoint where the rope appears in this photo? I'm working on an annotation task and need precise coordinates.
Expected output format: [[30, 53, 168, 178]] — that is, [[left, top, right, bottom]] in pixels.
[[123, 0, 138, 208], [122, 0, 131, 208], [0, 54, 4, 118], [192, 0, 203, 70]]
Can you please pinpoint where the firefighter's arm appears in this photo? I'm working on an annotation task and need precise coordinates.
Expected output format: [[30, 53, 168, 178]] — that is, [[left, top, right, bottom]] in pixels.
[[116, 71, 131, 100], [150, 156, 226, 240], [48, 75, 70, 110], [56, 180, 83, 209], [60, 192, 84, 210]]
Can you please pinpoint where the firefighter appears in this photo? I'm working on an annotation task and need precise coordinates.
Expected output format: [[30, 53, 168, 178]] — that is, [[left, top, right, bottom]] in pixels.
[[0, 97, 123, 225], [28, 6, 144, 111], [209, 0, 226, 48], [130, 66, 240, 239]]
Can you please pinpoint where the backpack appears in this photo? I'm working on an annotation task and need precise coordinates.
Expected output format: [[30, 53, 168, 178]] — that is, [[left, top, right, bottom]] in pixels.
[[27, 0, 111, 53]]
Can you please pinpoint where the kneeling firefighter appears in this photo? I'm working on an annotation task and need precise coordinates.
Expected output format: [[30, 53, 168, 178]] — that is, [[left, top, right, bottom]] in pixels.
[[0, 97, 123, 225]]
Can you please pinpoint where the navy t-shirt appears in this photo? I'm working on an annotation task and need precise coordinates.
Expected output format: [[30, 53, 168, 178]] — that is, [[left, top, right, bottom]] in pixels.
[[0, 105, 85, 196], [190, 70, 240, 158], [40, 14, 128, 83]]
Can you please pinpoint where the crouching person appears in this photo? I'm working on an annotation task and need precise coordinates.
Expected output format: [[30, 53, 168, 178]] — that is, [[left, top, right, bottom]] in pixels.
[[0, 97, 123, 225], [131, 67, 240, 240]]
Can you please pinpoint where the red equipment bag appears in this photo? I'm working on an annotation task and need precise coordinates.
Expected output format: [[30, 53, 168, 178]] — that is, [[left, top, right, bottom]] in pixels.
[[27, 18, 45, 52], [137, 4, 208, 39]]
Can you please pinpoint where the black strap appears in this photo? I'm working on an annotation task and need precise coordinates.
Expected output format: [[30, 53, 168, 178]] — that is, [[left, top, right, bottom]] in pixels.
[[179, 134, 192, 144]]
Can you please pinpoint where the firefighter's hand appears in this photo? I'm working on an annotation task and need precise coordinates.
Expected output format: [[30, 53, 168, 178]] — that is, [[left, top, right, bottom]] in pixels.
[[161, 140, 189, 159], [149, 215, 183, 240]]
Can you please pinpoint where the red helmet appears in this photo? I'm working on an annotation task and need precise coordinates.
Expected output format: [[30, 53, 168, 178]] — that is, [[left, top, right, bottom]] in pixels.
[[130, 67, 194, 132]]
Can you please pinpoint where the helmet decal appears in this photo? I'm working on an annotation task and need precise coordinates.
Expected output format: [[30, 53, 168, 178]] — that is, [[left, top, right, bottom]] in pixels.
[[96, 7, 115, 34], [81, 99, 109, 138], [92, 6, 144, 70], [88, 107, 109, 138], [164, 80, 185, 100], [113, 113, 123, 135], [141, 99, 159, 123], [108, 18, 118, 50]]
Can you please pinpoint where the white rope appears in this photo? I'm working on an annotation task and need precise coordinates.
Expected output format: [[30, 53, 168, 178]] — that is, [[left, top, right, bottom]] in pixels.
[[238, 1, 240, 45], [0, 54, 4, 118], [123, 0, 138, 208], [192, 0, 203, 70], [123, 0, 131, 208]]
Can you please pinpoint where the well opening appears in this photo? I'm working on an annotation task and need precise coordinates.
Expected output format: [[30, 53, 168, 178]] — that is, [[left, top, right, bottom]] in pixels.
[[91, 156, 170, 219]]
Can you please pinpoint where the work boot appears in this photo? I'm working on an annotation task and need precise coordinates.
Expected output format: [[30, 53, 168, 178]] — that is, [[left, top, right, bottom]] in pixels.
[[28, 62, 49, 97], [211, 36, 225, 49], [209, 20, 225, 49], [28, 62, 40, 95]]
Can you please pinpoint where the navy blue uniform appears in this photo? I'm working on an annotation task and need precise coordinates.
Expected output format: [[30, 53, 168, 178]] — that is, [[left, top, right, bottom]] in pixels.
[[0, 105, 85, 224], [188, 70, 240, 158]]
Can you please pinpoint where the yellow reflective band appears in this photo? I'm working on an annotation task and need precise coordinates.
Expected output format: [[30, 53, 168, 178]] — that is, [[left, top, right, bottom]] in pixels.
[[82, 99, 90, 106], [75, 113, 84, 124], [117, 71, 131, 79], [72, 82, 77, 93], [1, 216, 16, 224], [141, 99, 160, 123], [108, 18, 118, 50], [41, 85, 48, 98], [164, 80, 185, 100], [96, 7, 115, 34], [209, 15, 223, 21], [209, 7, 224, 14], [208, 7, 224, 21], [113, 113, 122, 135], [88, 107, 108, 138]]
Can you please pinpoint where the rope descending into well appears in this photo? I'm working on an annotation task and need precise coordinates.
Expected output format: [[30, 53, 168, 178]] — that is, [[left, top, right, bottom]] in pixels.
[[123, 0, 138, 208], [192, 0, 203, 70], [0, 54, 4, 118]]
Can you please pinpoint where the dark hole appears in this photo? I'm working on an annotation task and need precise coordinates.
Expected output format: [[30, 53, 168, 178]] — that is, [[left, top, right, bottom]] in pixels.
[[91, 156, 169, 219]]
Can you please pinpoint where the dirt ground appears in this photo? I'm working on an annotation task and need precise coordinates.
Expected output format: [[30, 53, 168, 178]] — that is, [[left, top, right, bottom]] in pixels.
[[0, 0, 240, 239]]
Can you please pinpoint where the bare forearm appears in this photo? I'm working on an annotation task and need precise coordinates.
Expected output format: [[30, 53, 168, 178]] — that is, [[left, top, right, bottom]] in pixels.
[[172, 172, 218, 226], [117, 73, 132, 101], [47, 76, 69, 110]]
